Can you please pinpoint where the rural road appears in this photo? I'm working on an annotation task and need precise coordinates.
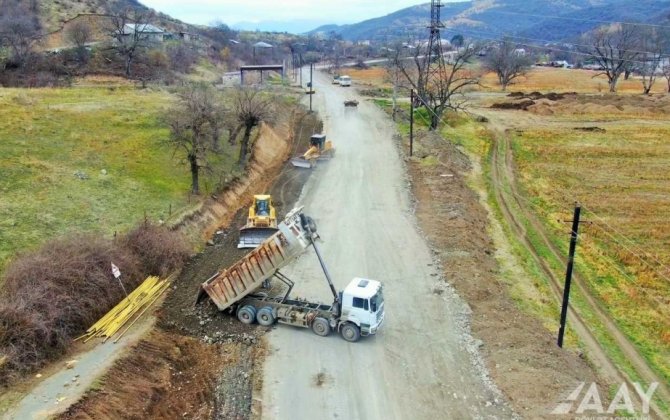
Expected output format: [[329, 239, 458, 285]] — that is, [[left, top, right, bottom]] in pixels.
[[261, 71, 512, 419]]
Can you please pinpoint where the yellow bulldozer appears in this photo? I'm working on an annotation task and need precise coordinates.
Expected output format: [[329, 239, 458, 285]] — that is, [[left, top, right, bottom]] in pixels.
[[290, 133, 335, 168], [237, 195, 279, 249]]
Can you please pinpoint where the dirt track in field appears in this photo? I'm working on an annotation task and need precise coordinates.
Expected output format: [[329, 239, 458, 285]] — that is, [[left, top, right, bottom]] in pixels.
[[476, 101, 670, 418]]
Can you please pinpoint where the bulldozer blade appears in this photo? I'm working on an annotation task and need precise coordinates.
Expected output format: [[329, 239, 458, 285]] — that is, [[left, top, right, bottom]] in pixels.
[[290, 158, 314, 169], [238, 227, 280, 249]]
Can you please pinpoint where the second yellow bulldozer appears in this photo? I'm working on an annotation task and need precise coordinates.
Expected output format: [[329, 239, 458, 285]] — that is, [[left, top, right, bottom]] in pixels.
[[238, 195, 279, 248], [290, 133, 335, 168]]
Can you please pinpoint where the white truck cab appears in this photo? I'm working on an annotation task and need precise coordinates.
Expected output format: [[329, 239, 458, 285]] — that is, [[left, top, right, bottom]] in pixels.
[[338, 75, 352, 86], [339, 277, 385, 339]]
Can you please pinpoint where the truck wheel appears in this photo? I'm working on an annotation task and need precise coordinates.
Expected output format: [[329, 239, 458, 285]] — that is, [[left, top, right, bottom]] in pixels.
[[312, 317, 330, 337], [256, 307, 276, 326], [340, 323, 361, 342], [237, 305, 257, 325]]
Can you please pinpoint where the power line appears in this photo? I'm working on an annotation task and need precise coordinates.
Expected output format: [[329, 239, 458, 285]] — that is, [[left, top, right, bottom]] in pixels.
[[445, 27, 663, 57], [581, 206, 670, 280], [478, 10, 670, 31], [439, 27, 661, 66]]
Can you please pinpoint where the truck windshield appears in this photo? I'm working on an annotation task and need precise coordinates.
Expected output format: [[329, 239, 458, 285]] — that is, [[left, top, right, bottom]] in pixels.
[[370, 290, 384, 312]]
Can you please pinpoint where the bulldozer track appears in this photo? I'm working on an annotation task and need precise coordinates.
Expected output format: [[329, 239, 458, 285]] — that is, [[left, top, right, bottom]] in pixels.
[[489, 126, 669, 417]]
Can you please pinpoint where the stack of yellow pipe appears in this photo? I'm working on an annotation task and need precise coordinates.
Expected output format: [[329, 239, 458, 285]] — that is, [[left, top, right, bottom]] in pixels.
[[78, 275, 171, 343]]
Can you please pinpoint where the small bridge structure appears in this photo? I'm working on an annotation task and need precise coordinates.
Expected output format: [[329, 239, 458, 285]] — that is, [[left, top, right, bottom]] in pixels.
[[239, 64, 285, 84]]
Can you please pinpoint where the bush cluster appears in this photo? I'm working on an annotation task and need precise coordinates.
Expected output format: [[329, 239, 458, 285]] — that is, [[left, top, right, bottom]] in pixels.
[[0, 224, 189, 385]]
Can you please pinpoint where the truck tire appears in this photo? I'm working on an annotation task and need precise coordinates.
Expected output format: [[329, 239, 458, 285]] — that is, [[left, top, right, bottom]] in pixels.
[[237, 305, 256, 324], [340, 323, 361, 342], [256, 307, 276, 326], [311, 317, 330, 337]]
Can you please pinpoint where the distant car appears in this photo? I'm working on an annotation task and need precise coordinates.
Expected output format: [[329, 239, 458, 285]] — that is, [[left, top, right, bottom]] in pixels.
[[332, 75, 340, 84]]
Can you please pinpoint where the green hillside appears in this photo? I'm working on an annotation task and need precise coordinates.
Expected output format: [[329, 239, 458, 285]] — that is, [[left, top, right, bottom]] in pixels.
[[0, 87, 238, 273]]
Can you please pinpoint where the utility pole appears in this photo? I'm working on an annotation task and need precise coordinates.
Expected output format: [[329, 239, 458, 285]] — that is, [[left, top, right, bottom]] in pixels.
[[418, 0, 446, 104], [309, 62, 314, 112], [409, 89, 414, 157], [557, 203, 582, 348]]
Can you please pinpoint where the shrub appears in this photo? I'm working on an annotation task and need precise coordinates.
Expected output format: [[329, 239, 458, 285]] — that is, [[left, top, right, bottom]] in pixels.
[[0, 226, 189, 385], [121, 223, 190, 277]]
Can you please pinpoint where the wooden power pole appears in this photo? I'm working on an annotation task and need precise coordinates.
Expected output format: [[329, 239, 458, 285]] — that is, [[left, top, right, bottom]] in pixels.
[[557, 203, 582, 348]]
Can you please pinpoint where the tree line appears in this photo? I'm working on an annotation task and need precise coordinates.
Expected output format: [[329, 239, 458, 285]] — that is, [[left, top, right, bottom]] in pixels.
[[166, 85, 274, 195]]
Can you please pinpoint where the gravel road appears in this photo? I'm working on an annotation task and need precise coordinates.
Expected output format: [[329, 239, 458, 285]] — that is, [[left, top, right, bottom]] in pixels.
[[260, 71, 512, 419]]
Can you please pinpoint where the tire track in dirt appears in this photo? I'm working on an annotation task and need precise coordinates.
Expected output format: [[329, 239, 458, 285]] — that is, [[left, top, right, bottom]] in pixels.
[[488, 121, 669, 417]]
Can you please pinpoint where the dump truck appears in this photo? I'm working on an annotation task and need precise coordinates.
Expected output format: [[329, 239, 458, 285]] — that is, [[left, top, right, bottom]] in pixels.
[[199, 207, 385, 342], [290, 133, 335, 169], [238, 195, 279, 249]]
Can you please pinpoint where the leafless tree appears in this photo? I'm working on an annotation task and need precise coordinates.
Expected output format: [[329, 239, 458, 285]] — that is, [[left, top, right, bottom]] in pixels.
[[638, 28, 668, 95], [166, 85, 226, 194], [385, 42, 405, 121], [584, 24, 641, 93], [0, 7, 40, 67], [108, 7, 154, 77], [66, 20, 92, 63], [167, 43, 198, 74], [394, 41, 480, 129], [232, 88, 274, 166], [483, 38, 532, 91], [662, 62, 670, 93]]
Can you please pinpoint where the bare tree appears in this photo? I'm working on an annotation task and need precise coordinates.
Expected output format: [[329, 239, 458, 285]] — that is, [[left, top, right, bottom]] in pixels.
[[584, 24, 640, 93], [483, 38, 532, 91], [167, 43, 198, 74], [663, 63, 670, 93], [232, 88, 273, 166], [637, 28, 668, 95], [385, 42, 404, 121], [108, 7, 154, 77], [166, 85, 226, 195], [66, 20, 92, 63], [394, 41, 480, 129], [0, 11, 40, 67]]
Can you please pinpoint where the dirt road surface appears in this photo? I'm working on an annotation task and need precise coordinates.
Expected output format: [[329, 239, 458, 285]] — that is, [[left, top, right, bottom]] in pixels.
[[3, 316, 154, 420], [260, 72, 512, 419]]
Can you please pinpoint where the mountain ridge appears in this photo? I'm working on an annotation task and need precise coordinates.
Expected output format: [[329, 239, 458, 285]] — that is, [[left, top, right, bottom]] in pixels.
[[309, 0, 670, 42]]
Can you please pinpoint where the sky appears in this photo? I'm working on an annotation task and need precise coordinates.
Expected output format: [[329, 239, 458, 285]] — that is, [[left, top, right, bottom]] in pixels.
[[140, 0, 453, 31]]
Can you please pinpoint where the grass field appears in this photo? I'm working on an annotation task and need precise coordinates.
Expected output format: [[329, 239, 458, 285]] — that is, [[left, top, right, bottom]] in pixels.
[[0, 87, 238, 273], [348, 64, 668, 95], [480, 67, 668, 94], [511, 120, 670, 385]]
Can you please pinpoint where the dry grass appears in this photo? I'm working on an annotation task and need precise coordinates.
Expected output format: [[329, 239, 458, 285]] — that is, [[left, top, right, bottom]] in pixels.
[[480, 67, 667, 94], [354, 63, 668, 95], [340, 67, 392, 87], [512, 119, 670, 385]]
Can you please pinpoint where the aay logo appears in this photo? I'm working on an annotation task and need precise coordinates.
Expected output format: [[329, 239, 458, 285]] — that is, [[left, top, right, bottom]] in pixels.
[[552, 382, 658, 417]]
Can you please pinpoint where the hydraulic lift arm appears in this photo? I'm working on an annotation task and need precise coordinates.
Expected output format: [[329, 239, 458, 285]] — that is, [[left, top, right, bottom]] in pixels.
[[300, 214, 341, 316]]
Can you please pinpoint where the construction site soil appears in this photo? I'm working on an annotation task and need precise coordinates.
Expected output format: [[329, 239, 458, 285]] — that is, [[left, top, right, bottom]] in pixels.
[[492, 90, 670, 116], [59, 111, 322, 420]]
